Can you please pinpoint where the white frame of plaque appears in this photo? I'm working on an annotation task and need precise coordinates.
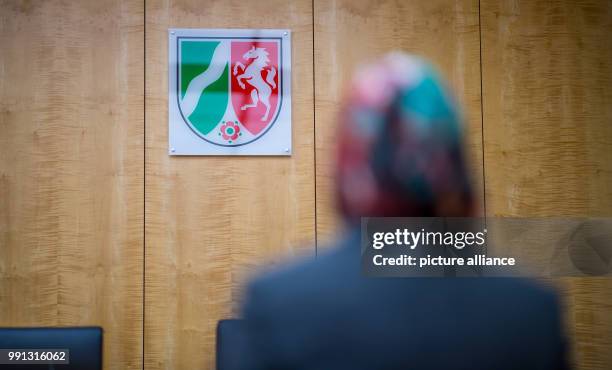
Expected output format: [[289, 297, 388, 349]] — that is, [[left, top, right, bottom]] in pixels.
[[168, 28, 292, 156]]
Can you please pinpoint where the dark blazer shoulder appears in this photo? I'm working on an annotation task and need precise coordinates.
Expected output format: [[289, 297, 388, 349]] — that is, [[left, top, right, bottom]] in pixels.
[[245, 242, 353, 311]]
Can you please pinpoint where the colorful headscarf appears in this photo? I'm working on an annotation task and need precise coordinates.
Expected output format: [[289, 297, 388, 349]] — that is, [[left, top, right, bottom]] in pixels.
[[336, 53, 474, 222]]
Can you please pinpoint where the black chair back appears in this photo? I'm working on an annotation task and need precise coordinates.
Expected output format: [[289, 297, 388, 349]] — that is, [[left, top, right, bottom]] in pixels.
[[217, 319, 248, 370]]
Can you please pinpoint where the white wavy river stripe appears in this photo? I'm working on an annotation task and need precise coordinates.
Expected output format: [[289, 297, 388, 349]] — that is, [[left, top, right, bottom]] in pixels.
[[180, 40, 229, 118]]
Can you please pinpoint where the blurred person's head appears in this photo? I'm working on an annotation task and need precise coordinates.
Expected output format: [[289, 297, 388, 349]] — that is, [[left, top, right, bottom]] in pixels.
[[336, 52, 474, 222]]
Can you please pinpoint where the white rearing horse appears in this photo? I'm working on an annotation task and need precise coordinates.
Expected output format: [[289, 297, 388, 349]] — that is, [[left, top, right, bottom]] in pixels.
[[233, 46, 277, 121]]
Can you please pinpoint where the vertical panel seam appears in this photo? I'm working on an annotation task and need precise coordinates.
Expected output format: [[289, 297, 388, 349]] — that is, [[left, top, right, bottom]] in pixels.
[[142, 0, 147, 368], [312, 0, 318, 256], [478, 0, 487, 218]]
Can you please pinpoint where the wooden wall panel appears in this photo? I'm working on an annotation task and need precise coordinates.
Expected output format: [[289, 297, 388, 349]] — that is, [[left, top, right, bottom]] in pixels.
[[314, 0, 484, 245], [0, 1, 144, 369], [144, 1, 315, 369], [1, 1, 610, 369], [481, 1, 612, 369]]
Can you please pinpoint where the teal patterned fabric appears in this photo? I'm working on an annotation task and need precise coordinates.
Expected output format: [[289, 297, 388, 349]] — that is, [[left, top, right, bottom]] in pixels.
[[335, 53, 474, 221]]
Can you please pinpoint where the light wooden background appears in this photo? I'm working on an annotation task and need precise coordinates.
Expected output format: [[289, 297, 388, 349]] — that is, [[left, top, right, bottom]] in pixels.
[[144, 1, 315, 369], [0, 1, 144, 369], [1, 0, 610, 369], [481, 1, 612, 368]]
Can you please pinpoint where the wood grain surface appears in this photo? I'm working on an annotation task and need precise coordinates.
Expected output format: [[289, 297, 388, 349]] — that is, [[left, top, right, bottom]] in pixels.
[[481, 1, 612, 368], [144, 1, 315, 369], [0, 1, 144, 369], [1, 1, 611, 369], [314, 0, 485, 245]]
